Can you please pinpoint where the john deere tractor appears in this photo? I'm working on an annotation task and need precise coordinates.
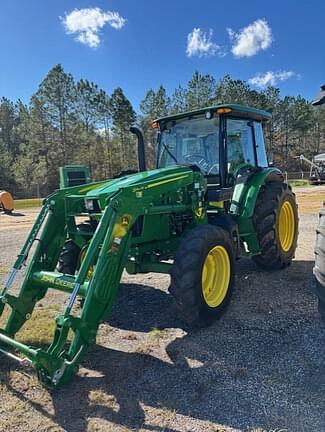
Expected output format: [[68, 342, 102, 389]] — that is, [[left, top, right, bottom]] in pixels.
[[0, 104, 298, 388]]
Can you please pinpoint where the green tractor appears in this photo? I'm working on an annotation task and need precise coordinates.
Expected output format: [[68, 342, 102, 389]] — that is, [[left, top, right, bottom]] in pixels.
[[0, 104, 299, 388]]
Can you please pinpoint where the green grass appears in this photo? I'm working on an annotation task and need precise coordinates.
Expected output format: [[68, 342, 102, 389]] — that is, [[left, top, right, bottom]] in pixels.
[[288, 179, 310, 187], [14, 198, 42, 209], [0, 304, 62, 347], [149, 327, 165, 341]]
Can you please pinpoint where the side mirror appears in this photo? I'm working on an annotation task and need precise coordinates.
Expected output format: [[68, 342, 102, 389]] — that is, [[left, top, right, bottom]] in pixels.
[[267, 151, 274, 167]]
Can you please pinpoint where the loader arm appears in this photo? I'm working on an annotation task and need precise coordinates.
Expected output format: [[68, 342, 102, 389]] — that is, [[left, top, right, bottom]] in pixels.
[[0, 190, 132, 387], [299, 154, 322, 174], [0, 167, 205, 387]]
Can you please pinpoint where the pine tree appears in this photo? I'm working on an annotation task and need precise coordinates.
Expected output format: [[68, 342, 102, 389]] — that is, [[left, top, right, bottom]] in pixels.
[[1, 64, 325, 197], [28, 95, 57, 193], [96, 89, 113, 177], [0, 137, 13, 191], [139, 86, 170, 168], [110, 87, 136, 172], [170, 85, 188, 114], [186, 71, 216, 109], [35, 64, 76, 164], [75, 79, 101, 172], [0, 97, 18, 158], [215, 75, 251, 105]]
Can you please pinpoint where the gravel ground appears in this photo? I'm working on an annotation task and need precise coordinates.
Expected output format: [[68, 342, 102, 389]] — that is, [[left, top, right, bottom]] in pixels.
[[0, 193, 324, 432]]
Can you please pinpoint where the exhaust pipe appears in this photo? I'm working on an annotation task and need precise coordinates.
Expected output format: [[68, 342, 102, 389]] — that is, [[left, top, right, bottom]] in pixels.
[[130, 127, 146, 172]]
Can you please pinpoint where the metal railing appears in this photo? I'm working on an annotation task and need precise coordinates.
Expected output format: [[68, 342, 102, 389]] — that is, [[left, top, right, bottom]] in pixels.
[[283, 171, 310, 182]]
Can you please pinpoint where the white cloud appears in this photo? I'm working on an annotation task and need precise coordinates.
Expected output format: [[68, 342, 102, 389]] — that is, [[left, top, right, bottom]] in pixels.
[[248, 70, 299, 88], [61, 8, 126, 48], [228, 19, 272, 58], [186, 28, 225, 58]]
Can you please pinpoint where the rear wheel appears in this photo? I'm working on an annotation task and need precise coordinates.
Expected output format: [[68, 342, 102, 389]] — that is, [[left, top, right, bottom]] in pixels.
[[169, 225, 235, 327], [252, 181, 298, 270]]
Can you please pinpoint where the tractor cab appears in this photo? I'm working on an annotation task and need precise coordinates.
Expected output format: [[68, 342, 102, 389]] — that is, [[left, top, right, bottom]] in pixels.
[[155, 104, 271, 190]]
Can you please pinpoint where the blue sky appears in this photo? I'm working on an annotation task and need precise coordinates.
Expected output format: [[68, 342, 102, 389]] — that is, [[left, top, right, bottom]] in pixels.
[[0, 0, 324, 111]]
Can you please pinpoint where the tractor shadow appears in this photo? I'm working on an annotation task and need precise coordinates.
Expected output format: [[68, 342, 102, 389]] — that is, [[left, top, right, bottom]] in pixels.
[[3, 259, 325, 432], [108, 257, 316, 332], [108, 281, 186, 332], [0, 211, 25, 217]]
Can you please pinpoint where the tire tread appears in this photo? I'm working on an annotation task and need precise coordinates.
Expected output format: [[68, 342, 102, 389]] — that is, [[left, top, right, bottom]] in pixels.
[[169, 224, 235, 327], [252, 181, 298, 270]]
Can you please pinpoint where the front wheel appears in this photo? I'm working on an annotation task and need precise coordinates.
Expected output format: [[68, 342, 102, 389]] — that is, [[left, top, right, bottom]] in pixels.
[[57, 222, 94, 275], [252, 181, 298, 270], [57, 240, 80, 275], [169, 225, 235, 327]]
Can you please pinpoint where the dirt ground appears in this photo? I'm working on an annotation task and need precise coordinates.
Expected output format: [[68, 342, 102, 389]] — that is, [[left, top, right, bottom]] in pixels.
[[0, 187, 324, 432]]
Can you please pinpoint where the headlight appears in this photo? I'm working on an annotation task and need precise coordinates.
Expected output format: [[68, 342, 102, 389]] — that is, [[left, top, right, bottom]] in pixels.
[[84, 199, 94, 211], [84, 198, 101, 213]]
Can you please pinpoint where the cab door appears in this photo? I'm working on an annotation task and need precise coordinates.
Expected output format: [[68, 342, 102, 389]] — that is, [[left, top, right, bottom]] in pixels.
[[226, 118, 257, 185]]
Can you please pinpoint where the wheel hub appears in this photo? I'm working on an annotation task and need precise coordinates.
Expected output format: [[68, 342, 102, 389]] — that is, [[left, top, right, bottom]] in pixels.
[[202, 245, 230, 308], [278, 200, 295, 252]]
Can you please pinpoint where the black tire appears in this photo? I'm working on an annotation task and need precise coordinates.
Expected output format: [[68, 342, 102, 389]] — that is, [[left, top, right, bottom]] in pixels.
[[57, 222, 93, 274], [252, 181, 298, 270], [313, 203, 325, 322], [57, 239, 80, 275], [169, 225, 235, 327]]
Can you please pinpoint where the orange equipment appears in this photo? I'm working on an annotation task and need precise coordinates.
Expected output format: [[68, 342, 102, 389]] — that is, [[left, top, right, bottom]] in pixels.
[[0, 191, 14, 213]]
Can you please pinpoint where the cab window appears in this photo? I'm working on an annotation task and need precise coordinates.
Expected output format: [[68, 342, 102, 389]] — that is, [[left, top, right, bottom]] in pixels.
[[254, 122, 268, 167], [226, 119, 256, 175], [158, 116, 220, 176]]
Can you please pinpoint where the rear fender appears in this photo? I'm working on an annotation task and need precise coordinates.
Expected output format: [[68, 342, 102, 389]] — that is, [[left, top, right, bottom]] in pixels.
[[240, 168, 283, 219], [235, 168, 283, 255]]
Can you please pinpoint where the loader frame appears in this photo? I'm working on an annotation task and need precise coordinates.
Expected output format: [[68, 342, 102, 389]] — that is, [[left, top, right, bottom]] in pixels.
[[0, 167, 208, 387]]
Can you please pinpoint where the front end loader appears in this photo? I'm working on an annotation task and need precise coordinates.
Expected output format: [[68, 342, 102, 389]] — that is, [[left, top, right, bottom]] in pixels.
[[0, 104, 299, 388]]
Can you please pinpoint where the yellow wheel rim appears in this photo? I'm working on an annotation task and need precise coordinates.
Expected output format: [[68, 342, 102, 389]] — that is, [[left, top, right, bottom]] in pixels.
[[79, 247, 94, 280], [278, 200, 295, 252], [202, 245, 231, 308]]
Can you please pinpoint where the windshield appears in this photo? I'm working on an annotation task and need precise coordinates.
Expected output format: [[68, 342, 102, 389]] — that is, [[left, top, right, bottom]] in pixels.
[[157, 116, 220, 175]]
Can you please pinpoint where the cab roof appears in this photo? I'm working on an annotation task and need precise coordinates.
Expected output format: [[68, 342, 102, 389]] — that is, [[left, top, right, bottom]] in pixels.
[[155, 103, 272, 124]]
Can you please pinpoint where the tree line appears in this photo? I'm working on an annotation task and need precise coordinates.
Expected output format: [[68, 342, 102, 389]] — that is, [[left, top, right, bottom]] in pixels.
[[0, 65, 324, 197]]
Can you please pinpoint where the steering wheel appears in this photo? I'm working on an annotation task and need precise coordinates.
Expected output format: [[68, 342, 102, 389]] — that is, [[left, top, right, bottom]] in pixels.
[[184, 154, 210, 170], [232, 163, 255, 177], [207, 163, 219, 175], [227, 163, 255, 186]]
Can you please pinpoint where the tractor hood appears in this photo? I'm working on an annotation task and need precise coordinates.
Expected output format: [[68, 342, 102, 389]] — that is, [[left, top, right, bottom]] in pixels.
[[80, 165, 194, 209]]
